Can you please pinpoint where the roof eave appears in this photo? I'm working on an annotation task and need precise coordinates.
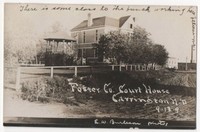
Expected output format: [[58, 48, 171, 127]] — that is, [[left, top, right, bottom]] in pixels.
[[71, 25, 105, 32], [44, 38, 76, 42]]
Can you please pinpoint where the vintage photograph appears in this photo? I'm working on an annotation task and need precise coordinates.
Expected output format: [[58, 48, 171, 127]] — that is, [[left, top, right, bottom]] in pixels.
[[3, 3, 197, 129]]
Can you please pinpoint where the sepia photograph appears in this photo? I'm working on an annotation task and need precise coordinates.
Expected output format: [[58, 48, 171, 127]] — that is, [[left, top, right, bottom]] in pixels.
[[3, 3, 197, 129]]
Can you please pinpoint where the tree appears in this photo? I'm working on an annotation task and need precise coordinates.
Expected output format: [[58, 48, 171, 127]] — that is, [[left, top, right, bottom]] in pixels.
[[127, 26, 153, 64], [4, 31, 38, 65], [96, 34, 112, 62], [36, 40, 47, 64], [4, 34, 18, 66], [151, 44, 169, 66], [97, 31, 129, 64], [131, 26, 152, 46], [97, 26, 169, 66], [51, 21, 64, 33]]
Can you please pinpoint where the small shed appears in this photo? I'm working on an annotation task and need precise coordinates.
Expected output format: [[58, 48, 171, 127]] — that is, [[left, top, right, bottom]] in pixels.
[[178, 62, 196, 71]]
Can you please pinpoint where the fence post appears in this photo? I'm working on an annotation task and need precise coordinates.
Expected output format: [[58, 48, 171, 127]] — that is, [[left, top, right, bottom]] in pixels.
[[147, 65, 149, 70], [16, 67, 21, 91], [112, 65, 114, 71], [130, 65, 133, 71], [74, 66, 77, 77], [125, 65, 128, 71], [119, 65, 122, 71], [50, 67, 53, 78]]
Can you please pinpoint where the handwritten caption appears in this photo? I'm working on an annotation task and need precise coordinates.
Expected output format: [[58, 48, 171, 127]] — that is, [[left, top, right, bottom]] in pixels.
[[94, 118, 168, 127], [19, 4, 196, 16], [191, 17, 197, 47], [69, 83, 188, 114]]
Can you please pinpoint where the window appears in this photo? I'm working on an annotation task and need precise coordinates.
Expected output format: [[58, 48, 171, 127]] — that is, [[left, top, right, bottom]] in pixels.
[[83, 32, 86, 43], [94, 48, 98, 57], [86, 49, 94, 57], [83, 49, 86, 58], [130, 24, 133, 29], [78, 49, 82, 57], [96, 30, 98, 42]]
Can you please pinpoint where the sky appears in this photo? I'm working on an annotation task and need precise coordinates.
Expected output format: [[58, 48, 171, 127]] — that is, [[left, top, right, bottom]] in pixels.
[[4, 3, 197, 62]]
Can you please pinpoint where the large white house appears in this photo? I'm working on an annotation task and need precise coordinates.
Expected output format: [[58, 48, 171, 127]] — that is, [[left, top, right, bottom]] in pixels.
[[71, 13, 136, 64]]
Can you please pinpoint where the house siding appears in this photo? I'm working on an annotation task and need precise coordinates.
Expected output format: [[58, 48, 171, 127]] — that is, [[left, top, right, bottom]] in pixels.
[[120, 16, 135, 33], [71, 28, 105, 44], [85, 30, 96, 43]]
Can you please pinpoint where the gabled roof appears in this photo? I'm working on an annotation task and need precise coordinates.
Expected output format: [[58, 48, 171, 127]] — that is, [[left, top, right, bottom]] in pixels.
[[119, 16, 131, 27], [71, 15, 131, 32], [44, 31, 76, 42]]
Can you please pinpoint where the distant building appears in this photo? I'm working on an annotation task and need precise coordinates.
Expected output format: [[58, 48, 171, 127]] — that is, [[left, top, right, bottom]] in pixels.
[[165, 57, 178, 69], [178, 63, 196, 71], [71, 13, 136, 64]]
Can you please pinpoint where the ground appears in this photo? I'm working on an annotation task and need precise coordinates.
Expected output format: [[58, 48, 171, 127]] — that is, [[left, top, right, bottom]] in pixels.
[[3, 68, 196, 122], [4, 87, 196, 121]]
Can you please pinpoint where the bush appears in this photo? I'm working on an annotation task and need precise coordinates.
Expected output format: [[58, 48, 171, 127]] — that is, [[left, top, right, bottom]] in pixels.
[[45, 52, 75, 66], [71, 76, 92, 103], [73, 71, 196, 101], [21, 78, 48, 102], [72, 72, 145, 101], [21, 76, 74, 103]]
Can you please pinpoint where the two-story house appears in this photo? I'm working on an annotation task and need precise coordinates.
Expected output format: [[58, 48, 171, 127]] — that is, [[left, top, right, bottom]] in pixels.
[[71, 13, 136, 64]]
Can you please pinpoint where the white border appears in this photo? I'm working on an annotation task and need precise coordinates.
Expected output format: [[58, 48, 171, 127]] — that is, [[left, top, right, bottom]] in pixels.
[[0, 0, 199, 132]]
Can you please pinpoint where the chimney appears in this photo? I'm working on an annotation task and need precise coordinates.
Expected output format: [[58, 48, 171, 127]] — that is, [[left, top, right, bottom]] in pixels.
[[87, 13, 92, 26]]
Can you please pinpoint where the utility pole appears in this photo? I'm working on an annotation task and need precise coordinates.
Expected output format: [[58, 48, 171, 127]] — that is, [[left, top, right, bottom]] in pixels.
[[190, 44, 195, 63]]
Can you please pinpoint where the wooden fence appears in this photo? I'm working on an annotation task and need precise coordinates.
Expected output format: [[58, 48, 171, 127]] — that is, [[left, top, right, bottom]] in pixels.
[[6, 64, 151, 91]]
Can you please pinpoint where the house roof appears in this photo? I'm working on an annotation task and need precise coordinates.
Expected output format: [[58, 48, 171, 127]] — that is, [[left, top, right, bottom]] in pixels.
[[71, 15, 131, 31], [44, 31, 76, 42], [119, 16, 131, 27]]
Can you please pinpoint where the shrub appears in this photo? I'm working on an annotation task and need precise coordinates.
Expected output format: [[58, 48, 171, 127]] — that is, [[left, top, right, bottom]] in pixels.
[[73, 71, 196, 101], [21, 76, 74, 103], [45, 52, 75, 66], [21, 78, 48, 102]]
